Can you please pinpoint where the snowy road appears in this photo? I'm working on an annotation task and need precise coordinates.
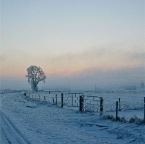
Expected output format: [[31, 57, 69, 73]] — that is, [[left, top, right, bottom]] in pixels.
[[0, 111, 30, 144], [0, 124, 10, 144]]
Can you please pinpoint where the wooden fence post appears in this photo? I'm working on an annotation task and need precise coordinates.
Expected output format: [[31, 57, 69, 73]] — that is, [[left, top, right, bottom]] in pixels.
[[61, 93, 63, 108], [100, 97, 103, 116], [39, 95, 40, 101], [79, 95, 84, 112], [116, 101, 119, 120], [53, 98, 55, 104], [119, 98, 121, 111], [75, 94, 76, 106], [56, 94, 57, 105], [72, 94, 73, 107]]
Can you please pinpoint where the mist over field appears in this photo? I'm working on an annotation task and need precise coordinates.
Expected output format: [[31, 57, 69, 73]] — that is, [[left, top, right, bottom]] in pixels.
[[1, 66, 144, 91], [1, 0, 145, 90]]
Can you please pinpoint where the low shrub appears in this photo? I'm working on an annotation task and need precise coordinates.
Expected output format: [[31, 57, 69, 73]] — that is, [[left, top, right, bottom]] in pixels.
[[129, 116, 144, 125], [102, 114, 144, 125]]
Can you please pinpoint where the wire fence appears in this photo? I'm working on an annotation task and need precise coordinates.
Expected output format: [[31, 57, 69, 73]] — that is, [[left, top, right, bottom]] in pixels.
[[24, 90, 145, 123]]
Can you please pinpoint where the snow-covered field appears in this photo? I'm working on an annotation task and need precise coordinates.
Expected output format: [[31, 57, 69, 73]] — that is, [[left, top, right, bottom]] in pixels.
[[0, 89, 145, 144]]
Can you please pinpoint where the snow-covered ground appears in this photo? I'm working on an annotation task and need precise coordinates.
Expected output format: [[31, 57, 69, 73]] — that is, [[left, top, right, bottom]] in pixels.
[[0, 91, 145, 144]]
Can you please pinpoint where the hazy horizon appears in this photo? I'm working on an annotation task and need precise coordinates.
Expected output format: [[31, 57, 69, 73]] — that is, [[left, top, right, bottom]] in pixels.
[[1, 0, 145, 90]]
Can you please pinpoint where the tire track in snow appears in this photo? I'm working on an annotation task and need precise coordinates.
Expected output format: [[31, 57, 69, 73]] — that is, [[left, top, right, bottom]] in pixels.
[[0, 111, 30, 144], [0, 128, 11, 144]]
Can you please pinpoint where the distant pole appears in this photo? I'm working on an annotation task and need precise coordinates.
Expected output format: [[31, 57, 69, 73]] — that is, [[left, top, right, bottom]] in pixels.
[[116, 101, 119, 120], [144, 97, 145, 123], [95, 84, 97, 92]]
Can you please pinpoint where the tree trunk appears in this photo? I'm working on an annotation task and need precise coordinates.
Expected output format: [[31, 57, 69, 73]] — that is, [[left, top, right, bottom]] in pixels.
[[31, 81, 38, 92]]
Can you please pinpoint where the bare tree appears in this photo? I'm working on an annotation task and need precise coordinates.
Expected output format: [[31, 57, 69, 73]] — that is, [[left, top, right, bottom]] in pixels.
[[26, 65, 46, 92]]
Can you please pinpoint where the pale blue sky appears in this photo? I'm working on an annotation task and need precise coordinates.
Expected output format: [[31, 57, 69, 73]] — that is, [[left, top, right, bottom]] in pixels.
[[1, 0, 145, 90]]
